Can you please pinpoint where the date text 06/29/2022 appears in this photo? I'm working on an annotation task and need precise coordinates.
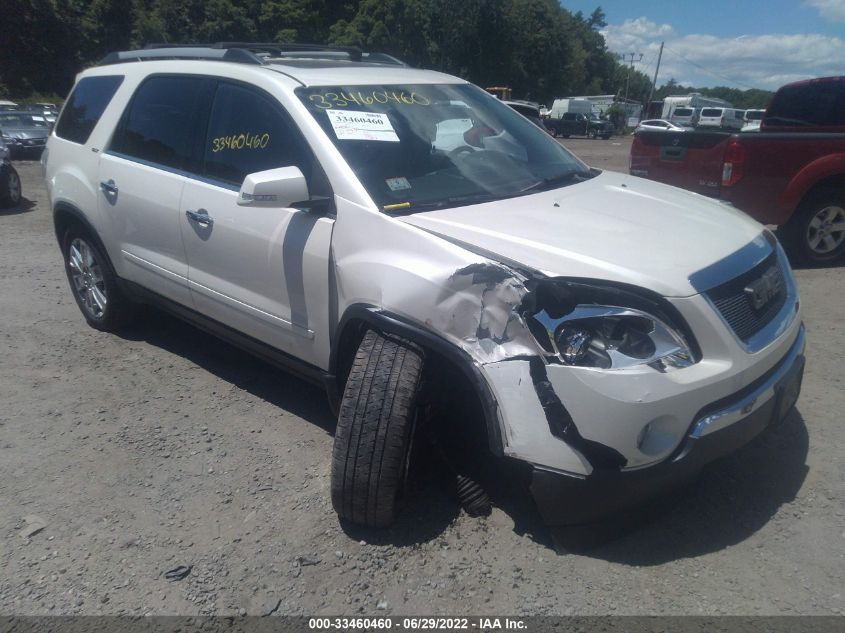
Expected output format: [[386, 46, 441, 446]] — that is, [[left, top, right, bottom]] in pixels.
[[308, 617, 527, 630]]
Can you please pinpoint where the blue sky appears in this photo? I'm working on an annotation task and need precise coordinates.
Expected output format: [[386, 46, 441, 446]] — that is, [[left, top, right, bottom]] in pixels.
[[561, 0, 845, 89]]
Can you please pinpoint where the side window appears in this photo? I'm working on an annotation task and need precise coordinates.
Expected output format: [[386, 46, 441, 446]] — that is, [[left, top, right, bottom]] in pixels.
[[203, 83, 308, 186], [767, 81, 845, 127], [110, 76, 208, 171], [55, 75, 124, 144]]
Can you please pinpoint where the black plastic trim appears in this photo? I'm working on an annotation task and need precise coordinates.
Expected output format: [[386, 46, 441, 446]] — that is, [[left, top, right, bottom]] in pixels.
[[119, 280, 327, 388], [527, 357, 627, 470]]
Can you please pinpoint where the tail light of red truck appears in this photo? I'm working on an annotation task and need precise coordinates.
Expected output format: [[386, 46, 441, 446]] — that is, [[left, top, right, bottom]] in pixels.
[[722, 138, 746, 187]]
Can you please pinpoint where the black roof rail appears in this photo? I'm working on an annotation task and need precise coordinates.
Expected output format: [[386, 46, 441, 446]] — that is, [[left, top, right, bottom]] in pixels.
[[211, 42, 364, 61], [98, 42, 406, 67], [98, 46, 264, 66]]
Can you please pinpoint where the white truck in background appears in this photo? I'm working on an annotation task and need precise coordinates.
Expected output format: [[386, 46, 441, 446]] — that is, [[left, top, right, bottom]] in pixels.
[[550, 98, 592, 119], [662, 93, 732, 128]]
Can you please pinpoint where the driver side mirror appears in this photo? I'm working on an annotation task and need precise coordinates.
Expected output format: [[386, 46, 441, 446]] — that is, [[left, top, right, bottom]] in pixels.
[[238, 166, 309, 208]]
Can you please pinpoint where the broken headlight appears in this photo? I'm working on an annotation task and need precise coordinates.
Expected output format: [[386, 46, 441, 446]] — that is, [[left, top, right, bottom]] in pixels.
[[531, 305, 696, 371]]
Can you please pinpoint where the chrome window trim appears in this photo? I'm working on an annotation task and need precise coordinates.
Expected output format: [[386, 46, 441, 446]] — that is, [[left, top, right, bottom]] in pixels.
[[688, 231, 772, 293]]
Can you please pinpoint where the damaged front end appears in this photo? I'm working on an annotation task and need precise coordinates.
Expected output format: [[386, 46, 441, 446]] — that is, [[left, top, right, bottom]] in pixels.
[[425, 260, 714, 524]]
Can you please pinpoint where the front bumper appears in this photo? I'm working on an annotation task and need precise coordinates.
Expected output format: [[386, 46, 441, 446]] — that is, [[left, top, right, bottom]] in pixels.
[[529, 323, 805, 526], [6, 138, 47, 152]]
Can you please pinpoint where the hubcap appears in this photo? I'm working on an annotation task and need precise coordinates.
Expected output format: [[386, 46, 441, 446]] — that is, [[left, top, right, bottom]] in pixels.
[[807, 205, 845, 254], [68, 238, 107, 319]]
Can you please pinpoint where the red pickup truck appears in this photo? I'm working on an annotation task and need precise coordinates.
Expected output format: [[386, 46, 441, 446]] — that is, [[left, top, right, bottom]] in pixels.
[[630, 76, 845, 263]]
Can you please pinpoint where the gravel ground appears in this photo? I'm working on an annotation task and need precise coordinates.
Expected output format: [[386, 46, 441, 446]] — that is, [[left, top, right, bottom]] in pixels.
[[0, 147, 843, 617]]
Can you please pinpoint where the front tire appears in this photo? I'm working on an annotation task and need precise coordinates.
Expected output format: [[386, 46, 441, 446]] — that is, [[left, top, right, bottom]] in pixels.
[[331, 329, 424, 528], [62, 226, 135, 331], [782, 188, 845, 264]]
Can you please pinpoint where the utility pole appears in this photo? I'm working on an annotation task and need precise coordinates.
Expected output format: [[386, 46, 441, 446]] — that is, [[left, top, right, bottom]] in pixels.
[[621, 52, 643, 123], [646, 42, 664, 118]]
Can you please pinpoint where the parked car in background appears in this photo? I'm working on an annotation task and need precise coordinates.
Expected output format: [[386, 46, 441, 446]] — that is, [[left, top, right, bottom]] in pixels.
[[698, 107, 745, 130], [24, 103, 58, 125], [0, 100, 18, 111], [0, 111, 50, 158], [546, 111, 614, 139], [742, 109, 766, 132], [504, 100, 553, 134], [635, 119, 687, 133], [0, 137, 22, 208], [668, 106, 698, 128], [630, 75, 845, 263]]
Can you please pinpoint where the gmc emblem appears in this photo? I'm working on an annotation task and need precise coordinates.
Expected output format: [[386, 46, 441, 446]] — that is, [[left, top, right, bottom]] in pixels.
[[745, 266, 782, 311]]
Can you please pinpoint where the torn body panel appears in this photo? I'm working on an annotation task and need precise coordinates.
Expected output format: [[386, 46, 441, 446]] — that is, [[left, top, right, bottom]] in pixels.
[[331, 196, 542, 366]]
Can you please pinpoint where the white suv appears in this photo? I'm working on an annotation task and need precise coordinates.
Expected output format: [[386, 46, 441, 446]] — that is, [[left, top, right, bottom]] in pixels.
[[43, 44, 805, 531]]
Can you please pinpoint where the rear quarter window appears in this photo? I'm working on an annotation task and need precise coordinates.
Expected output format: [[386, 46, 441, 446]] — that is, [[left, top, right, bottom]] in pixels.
[[766, 80, 845, 127], [110, 75, 210, 171], [55, 75, 124, 144]]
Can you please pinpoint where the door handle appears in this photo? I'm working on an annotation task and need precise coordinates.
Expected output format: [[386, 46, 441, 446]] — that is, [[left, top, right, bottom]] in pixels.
[[99, 179, 118, 195], [186, 208, 214, 227]]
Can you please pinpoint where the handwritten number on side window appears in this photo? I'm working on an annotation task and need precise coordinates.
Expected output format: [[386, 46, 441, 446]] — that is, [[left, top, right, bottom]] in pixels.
[[211, 133, 270, 153], [308, 91, 430, 109]]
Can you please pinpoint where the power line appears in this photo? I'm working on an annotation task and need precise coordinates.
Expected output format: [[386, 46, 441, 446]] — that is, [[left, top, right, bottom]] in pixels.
[[662, 45, 755, 90]]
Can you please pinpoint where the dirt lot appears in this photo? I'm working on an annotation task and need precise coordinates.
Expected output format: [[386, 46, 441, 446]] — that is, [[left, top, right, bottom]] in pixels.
[[1, 141, 843, 617]]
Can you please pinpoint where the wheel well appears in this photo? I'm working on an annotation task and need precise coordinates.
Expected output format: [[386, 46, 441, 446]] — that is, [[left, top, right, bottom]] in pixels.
[[53, 205, 87, 245], [332, 313, 497, 460], [799, 175, 845, 207]]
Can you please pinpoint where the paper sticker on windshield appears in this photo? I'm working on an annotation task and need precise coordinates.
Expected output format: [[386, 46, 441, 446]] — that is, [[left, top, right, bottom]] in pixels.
[[385, 177, 411, 191], [326, 110, 399, 142]]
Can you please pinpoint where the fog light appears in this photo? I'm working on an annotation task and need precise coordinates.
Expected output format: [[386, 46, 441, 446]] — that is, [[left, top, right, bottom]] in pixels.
[[555, 326, 592, 365]]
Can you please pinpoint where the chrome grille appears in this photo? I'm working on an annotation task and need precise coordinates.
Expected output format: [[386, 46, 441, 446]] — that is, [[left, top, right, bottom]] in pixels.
[[705, 251, 787, 343]]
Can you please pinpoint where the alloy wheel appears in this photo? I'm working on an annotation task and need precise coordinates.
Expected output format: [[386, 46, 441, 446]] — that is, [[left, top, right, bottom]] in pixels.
[[68, 238, 108, 319], [806, 205, 845, 255]]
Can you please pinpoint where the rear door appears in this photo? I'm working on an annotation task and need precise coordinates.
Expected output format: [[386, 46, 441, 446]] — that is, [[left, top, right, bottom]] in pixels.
[[179, 80, 335, 368], [99, 75, 213, 306]]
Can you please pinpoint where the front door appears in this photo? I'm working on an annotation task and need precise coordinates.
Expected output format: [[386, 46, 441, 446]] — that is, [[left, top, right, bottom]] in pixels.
[[179, 81, 334, 369]]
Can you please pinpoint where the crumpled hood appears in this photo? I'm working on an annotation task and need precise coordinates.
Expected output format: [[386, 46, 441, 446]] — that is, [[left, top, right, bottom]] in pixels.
[[400, 170, 765, 297]]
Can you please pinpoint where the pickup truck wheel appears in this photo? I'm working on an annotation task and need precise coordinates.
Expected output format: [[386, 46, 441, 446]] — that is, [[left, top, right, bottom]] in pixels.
[[785, 190, 845, 264], [62, 227, 135, 331], [331, 329, 424, 528]]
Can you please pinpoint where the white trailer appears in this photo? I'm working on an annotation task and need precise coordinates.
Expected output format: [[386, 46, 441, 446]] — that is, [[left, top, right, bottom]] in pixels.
[[549, 98, 592, 119], [661, 93, 732, 119]]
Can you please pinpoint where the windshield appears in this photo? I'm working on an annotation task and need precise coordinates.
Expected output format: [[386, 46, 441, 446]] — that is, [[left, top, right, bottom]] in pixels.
[[0, 113, 49, 128], [297, 83, 591, 212]]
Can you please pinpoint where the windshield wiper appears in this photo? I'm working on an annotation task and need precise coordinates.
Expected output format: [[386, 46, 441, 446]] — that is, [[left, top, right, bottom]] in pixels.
[[520, 170, 592, 193]]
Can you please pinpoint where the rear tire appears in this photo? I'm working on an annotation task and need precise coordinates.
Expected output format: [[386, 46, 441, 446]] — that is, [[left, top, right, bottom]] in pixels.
[[781, 188, 845, 264], [331, 329, 424, 528], [62, 225, 136, 331], [0, 165, 21, 208]]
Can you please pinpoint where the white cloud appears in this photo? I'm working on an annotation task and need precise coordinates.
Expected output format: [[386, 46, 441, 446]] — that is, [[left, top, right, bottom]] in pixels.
[[601, 17, 845, 90], [804, 0, 845, 22]]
